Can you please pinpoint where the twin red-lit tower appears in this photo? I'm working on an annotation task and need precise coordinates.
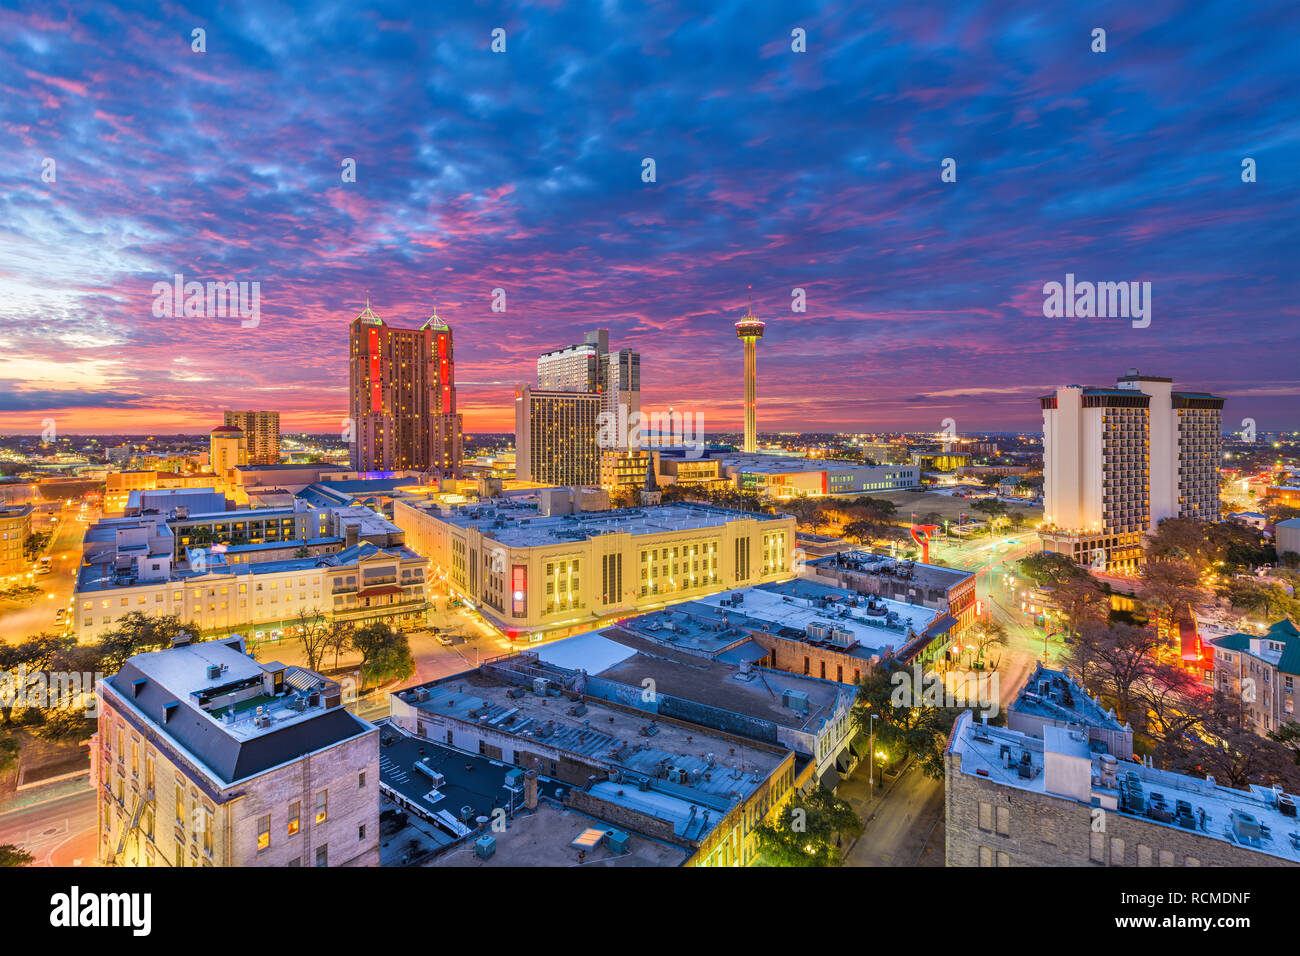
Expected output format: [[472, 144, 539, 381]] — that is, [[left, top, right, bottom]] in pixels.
[[734, 290, 765, 453], [348, 300, 463, 476]]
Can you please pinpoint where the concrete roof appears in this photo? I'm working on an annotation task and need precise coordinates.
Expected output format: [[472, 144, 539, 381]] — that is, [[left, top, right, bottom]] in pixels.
[[950, 711, 1300, 865], [425, 501, 787, 549]]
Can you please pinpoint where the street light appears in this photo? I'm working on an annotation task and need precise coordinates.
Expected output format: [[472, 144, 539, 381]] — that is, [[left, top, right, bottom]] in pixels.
[[868, 713, 880, 788]]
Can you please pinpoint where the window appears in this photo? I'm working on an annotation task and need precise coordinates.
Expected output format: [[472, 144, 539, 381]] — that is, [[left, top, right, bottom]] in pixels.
[[288, 801, 300, 836], [315, 790, 327, 824], [995, 806, 1010, 836], [315, 844, 328, 867], [358, 824, 366, 840], [358, 771, 366, 789], [257, 814, 271, 851]]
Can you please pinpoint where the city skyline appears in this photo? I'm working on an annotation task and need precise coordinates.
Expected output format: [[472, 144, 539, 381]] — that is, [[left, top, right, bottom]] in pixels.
[[2, 1, 1297, 437]]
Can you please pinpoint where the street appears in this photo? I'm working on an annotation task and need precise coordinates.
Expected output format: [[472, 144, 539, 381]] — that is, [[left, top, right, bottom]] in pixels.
[[0, 787, 97, 866], [840, 761, 945, 866], [0, 503, 93, 644]]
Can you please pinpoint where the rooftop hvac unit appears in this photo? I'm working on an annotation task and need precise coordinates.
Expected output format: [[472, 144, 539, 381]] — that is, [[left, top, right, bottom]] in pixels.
[[534, 678, 549, 696], [474, 834, 496, 860], [1230, 810, 1263, 845], [806, 622, 830, 641], [605, 830, 631, 854], [205, 664, 221, 680], [829, 627, 855, 647], [782, 689, 810, 714]]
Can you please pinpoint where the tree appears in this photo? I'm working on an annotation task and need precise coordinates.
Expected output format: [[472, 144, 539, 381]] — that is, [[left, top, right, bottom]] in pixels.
[[350, 622, 415, 689], [293, 608, 331, 671], [0, 845, 33, 867], [1139, 559, 1209, 621], [842, 520, 886, 546], [324, 620, 354, 670], [1063, 621, 1168, 730], [753, 785, 863, 866], [968, 621, 1008, 669], [1173, 693, 1300, 790], [93, 614, 198, 675], [853, 661, 964, 780], [971, 498, 1007, 521]]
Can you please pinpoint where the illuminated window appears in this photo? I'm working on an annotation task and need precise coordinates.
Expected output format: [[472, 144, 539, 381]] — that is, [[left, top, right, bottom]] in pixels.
[[257, 814, 270, 851], [315, 790, 327, 824]]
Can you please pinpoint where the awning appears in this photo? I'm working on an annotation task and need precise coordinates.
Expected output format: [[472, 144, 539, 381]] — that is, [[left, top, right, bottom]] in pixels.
[[819, 766, 841, 793], [716, 639, 769, 667], [835, 747, 854, 774], [358, 584, 405, 598], [849, 732, 870, 759]]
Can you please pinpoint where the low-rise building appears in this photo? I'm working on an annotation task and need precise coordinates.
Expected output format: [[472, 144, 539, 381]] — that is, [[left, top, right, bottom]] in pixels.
[[1210, 619, 1300, 736], [1276, 518, 1300, 562], [393, 499, 795, 640], [1007, 663, 1133, 759], [96, 634, 378, 867], [718, 454, 919, 499], [536, 626, 858, 792], [390, 655, 805, 867], [76, 518, 428, 641], [0, 503, 33, 578], [946, 709, 1299, 866], [804, 550, 978, 638]]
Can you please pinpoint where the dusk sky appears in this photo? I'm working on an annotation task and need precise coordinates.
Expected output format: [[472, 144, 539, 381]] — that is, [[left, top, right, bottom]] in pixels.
[[1, 0, 1296, 436]]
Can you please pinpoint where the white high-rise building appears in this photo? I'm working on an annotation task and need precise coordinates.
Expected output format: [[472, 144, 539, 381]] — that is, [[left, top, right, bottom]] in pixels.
[[1039, 369, 1223, 571], [533, 329, 642, 456]]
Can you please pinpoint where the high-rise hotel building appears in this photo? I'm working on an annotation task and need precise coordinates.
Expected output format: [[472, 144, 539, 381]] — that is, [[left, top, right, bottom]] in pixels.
[[222, 411, 280, 465], [514, 386, 601, 486], [348, 303, 462, 477], [1040, 369, 1223, 571], [536, 329, 641, 452]]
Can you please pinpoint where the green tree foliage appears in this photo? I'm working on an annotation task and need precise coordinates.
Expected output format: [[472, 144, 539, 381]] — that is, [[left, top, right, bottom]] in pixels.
[[753, 785, 863, 866], [0, 845, 33, 867], [853, 661, 963, 780], [94, 613, 198, 675], [350, 622, 415, 689]]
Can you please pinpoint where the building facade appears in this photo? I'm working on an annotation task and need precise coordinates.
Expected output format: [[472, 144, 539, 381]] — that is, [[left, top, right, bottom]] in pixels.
[[394, 499, 796, 639], [210, 425, 248, 491], [222, 410, 280, 465], [348, 303, 463, 477], [96, 636, 378, 867], [946, 710, 1296, 867], [1211, 619, 1300, 737], [76, 526, 428, 642], [1040, 370, 1224, 571], [0, 503, 32, 578], [514, 386, 602, 486]]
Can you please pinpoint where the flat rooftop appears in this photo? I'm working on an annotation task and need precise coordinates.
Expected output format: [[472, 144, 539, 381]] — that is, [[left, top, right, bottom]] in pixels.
[[413, 501, 787, 548], [951, 712, 1300, 865], [575, 628, 853, 734], [689, 578, 941, 658], [378, 724, 565, 838], [432, 800, 690, 867], [396, 667, 786, 837], [1011, 663, 1129, 733], [811, 550, 974, 590]]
